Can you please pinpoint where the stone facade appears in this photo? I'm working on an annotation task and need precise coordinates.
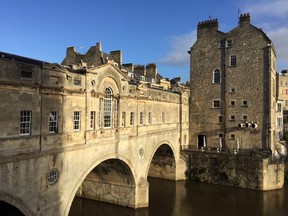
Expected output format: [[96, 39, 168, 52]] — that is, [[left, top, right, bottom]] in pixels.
[[277, 70, 288, 110], [0, 45, 189, 215], [188, 13, 285, 190]]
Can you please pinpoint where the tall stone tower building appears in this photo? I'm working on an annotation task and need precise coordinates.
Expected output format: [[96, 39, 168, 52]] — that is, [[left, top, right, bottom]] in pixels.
[[189, 13, 277, 155], [187, 13, 284, 190]]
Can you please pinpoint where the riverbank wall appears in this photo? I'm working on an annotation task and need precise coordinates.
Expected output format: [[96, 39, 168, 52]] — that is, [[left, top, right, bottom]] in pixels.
[[184, 151, 284, 190]]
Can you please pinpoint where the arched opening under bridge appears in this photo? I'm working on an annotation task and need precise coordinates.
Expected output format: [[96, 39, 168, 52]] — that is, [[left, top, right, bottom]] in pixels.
[[71, 159, 136, 211], [0, 201, 24, 216], [148, 144, 176, 180]]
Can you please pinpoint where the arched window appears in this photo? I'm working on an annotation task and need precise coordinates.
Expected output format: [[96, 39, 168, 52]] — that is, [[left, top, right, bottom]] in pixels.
[[213, 69, 221, 84], [104, 87, 113, 128]]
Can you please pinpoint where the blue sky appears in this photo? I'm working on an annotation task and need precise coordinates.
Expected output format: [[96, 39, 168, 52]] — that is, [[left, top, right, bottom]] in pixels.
[[1, 0, 288, 82]]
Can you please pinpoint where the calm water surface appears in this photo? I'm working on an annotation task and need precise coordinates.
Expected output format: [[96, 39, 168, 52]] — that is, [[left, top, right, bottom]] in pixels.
[[69, 178, 288, 216]]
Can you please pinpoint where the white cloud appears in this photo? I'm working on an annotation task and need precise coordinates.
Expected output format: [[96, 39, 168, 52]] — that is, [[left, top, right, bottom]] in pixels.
[[267, 27, 288, 62], [243, 0, 288, 68], [160, 30, 197, 66], [244, 0, 288, 19]]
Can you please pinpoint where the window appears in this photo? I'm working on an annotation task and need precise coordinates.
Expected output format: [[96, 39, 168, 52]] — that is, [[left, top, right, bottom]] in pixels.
[[139, 112, 143, 126], [286, 89, 288, 95], [277, 117, 283, 127], [242, 100, 248, 107], [98, 99, 102, 128], [230, 100, 236, 107], [230, 87, 236, 93], [121, 112, 126, 127], [230, 134, 236, 140], [242, 115, 248, 121], [114, 100, 118, 128], [130, 112, 134, 126], [213, 100, 221, 108], [104, 87, 112, 128], [226, 40, 232, 48], [218, 115, 223, 123], [74, 111, 81, 131], [230, 55, 237, 67], [277, 103, 282, 112], [74, 79, 81, 86], [148, 112, 152, 125], [213, 69, 221, 83], [140, 76, 145, 81], [47, 169, 59, 185], [219, 40, 225, 48], [230, 115, 236, 121], [20, 71, 32, 79], [49, 111, 58, 133], [90, 111, 95, 129], [20, 110, 32, 135], [162, 112, 165, 124]]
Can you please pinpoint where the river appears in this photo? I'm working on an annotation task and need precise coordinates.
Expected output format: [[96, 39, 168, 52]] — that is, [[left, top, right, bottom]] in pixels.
[[69, 178, 288, 216]]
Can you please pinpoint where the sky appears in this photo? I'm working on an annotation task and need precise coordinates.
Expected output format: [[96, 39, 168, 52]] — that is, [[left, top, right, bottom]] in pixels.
[[1, 0, 288, 82]]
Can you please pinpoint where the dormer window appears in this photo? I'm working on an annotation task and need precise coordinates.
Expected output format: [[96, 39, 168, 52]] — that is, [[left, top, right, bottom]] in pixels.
[[140, 76, 145, 81]]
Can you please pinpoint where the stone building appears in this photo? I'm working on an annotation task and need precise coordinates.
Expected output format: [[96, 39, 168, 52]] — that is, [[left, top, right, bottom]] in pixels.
[[0, 44, 189, 215], [277, 70, 288, 110], [187, 13, 285, 190]]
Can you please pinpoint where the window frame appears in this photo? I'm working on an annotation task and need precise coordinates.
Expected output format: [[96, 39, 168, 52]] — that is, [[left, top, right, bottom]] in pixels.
[[212, 100, 221, 108], [213, 69, 221, 84], [49, 111, 58, 133], [121, 112, 126, 127], [148, 112, 152, 125], [20, 110, 32, 135], [139, 112, 143, 126], [90, 111, 95, 130], [130, 112, 134, 126], [230, 55, 237, 67], [73, 111, 81, 131]]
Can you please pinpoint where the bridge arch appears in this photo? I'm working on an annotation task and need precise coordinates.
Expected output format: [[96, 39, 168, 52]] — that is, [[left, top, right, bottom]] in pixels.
[[147, 142, 177, 180], [65, 154, 137, 216], [0, 192, 35, 216]]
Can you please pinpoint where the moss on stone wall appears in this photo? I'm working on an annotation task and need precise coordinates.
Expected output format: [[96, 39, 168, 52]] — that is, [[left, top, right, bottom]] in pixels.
[[185, 152, 283, 190]]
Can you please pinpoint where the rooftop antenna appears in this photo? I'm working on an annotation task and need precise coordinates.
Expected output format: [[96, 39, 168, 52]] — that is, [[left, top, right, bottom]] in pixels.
[[209, 15, 211, 19], [238, 8, 241, 18]]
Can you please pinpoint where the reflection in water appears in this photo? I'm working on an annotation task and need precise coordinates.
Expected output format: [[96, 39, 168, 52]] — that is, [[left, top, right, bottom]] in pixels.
[[69, 178, 288, 216]]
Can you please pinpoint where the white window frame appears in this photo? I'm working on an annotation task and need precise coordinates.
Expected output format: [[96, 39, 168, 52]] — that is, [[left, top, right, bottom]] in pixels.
[[213, 69, 221, 84], [242, 100, 248, 107], [49, 111, 58, 133], [98, 99, 102, 128], [73, 111, 81, 131], [229, 115, 236, 121], [213, 100, 221, 108], [104, 87, 113, 128], [20, 110, 32, 135], [121, 112, 126, 127]]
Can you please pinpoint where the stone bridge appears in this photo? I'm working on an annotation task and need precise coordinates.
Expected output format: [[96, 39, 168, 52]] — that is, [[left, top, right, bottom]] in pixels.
[[0, 58, 189, 216], [0, 126, 186, 216]]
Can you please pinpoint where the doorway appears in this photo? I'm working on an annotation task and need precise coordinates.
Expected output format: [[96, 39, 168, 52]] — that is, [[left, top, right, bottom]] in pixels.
[[198, 135, 206, 149]]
